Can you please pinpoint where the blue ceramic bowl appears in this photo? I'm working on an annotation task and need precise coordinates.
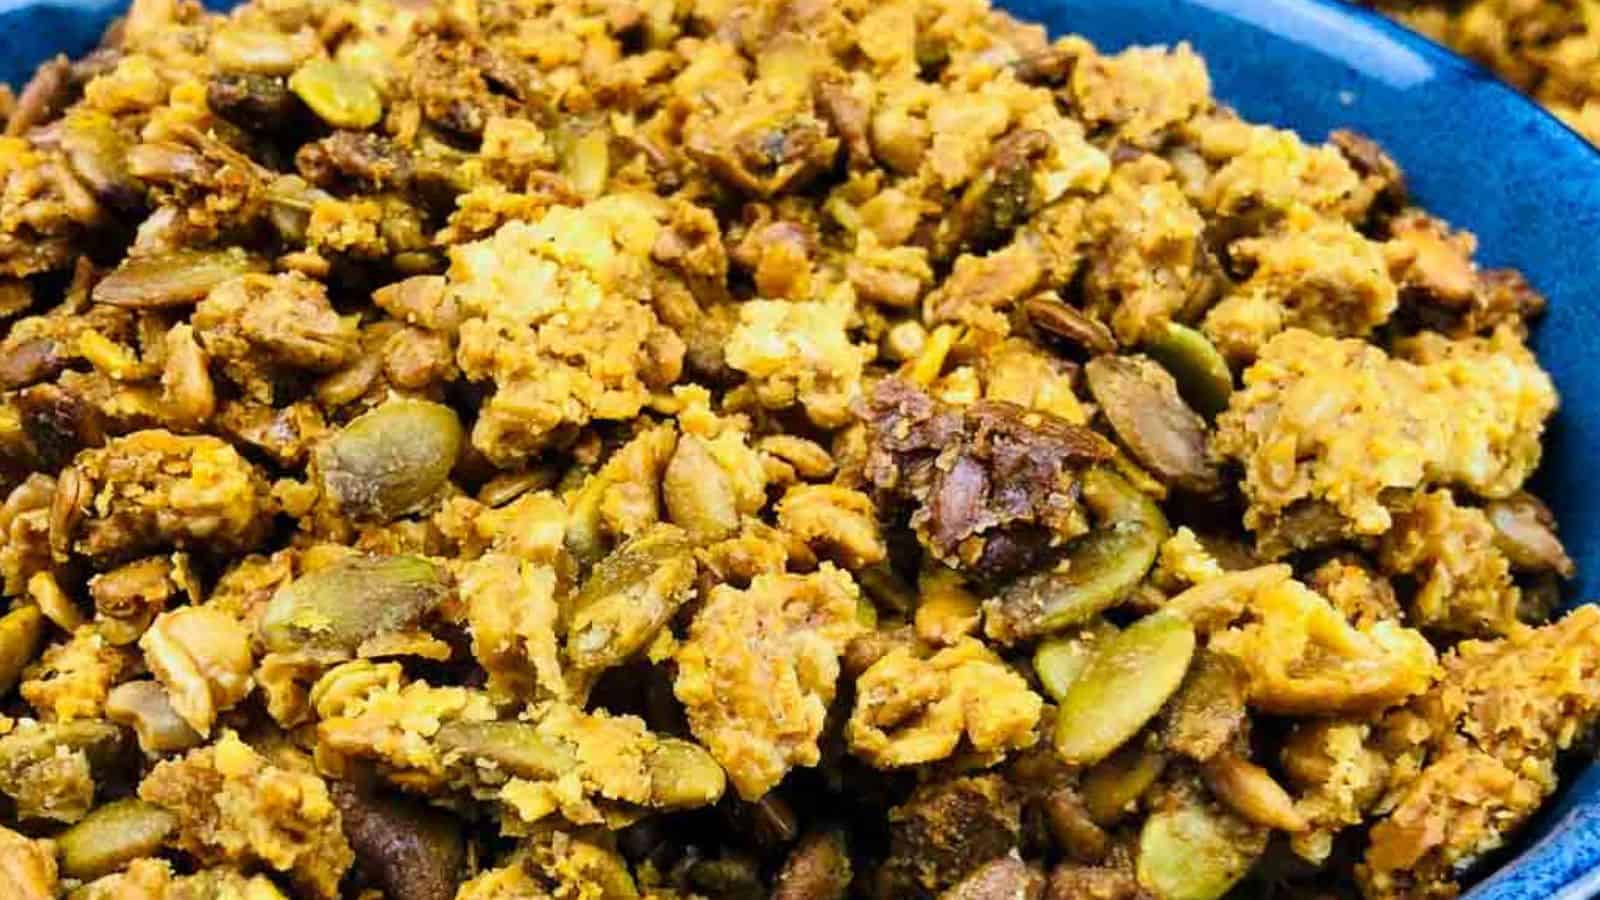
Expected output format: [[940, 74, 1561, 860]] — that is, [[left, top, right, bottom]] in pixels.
[[3, 0, 1600, 896]]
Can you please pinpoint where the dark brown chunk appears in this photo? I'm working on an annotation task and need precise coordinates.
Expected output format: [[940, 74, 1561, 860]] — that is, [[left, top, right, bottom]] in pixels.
[[879, 775, 1023, 897], [862, 378, 1112, 567], [773, 830, 852, 900], [207, 73, 300, 132], [6, 55, 72, 136], [330, 780, 465, 900]]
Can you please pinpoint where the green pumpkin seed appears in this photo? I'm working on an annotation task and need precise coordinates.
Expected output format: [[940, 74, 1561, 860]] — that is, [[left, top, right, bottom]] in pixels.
[[566, 526, 695, 671], [260, 555, 450, 654], [289, 58, 383, 129], [1141, 321, 1234, 419], [1136, 802, 1264, 900], [1032, 634, 1095, 703], [434, 720, 578, 780], [1081, 744, 1168, 824], [91, 250, 267, 308], [57, 799, 177, 879], [316, 398, 463, 522], [647, 738, 727, 808], [1055, 611, 1196, 765]]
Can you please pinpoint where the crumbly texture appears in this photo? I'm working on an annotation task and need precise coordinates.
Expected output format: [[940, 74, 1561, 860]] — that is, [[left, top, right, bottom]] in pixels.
[[1213, 327, 1556, 539], [138, 732, 354, 899], [0, 0, 1586, 896], [674, 565, 864, 799]]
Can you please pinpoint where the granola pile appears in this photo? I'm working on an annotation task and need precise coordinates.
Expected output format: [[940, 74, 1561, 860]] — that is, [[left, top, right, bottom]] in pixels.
[[0, 0, 1590, 897]]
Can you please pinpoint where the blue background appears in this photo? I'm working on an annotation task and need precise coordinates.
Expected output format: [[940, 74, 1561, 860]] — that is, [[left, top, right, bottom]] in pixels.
[[3, 0, 1600, 896]]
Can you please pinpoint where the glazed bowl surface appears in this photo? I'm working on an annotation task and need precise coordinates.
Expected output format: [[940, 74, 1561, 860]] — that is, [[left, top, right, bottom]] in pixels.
[[3, 0, 1600, 896]]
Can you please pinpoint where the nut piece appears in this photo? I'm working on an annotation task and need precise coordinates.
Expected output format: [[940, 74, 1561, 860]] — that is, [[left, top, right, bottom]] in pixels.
[[566, 526, 695, 672], [773, 831, 851, 900], [259, 555, 451, 655], [1055, 612, 1196, 766], [1085, 355, 1219, 494], [289, 59, 383, 130], [329, 780, 465, 900], [315, 398, 464, 522], [56, 799, 178, 880], [663, 434, 739, 543], [140, 606, 254, 736], [105, 679, 204, 756], [91, 250, 267, 308]]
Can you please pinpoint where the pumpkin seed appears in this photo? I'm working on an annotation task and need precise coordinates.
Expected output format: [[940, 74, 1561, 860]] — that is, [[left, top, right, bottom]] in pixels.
[[1141, 321, 1233, 419], [289, 58, 383, 129], [1081, 744, 1168, 824], [56, 799, 176, 879], [434, 720, 579, 779], [566, 526, 695, 671], [91, 250, 267, 308], [259, 555, 450, 654], [316, 398, 463, 522], [1055, 611, 1195, 765], [1032, 634, 1096, 703], [647, 738, 727, 809], [1136, 802, 1264, 900], [1086, 356, 1219, 494], [986, 468, 1167, 643]]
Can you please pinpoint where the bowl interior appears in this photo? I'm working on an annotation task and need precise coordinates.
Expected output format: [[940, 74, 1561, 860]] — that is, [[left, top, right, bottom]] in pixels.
[[3, 0, 1600, 896]]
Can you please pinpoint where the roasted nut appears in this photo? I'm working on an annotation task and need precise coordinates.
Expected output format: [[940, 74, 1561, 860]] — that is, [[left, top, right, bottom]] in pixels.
[[90, 558, 179, 646], [1201, 752, 1307, 832], [0, 604, 45, 696], [663, 434, 738, 543], [566, 526, 695, 671], [56, 799, 177, 879], [1081, 744, 1168, 825], [90, 250, 268, 308], [1486, 493, 1575, 577], [1025, 293, 1117, 355], [773, 830, 851, 900], [1140, 321, 1233, 419], [290, 59, 383, 130], [260, 555, 451, 654], [1055, 612, 1196, 765], [1136, 802, 1265, 900], [941, 855, 1045, 900], [1085, 356, 1219, 493], [434, 720, 579, 780], [316, 398, 463, 522], [330, 780, 465, 900], [105, 679, 204, 755], [140, 606, 254, 736]]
